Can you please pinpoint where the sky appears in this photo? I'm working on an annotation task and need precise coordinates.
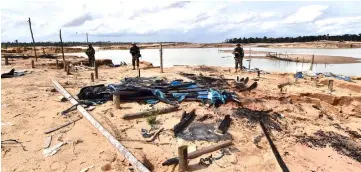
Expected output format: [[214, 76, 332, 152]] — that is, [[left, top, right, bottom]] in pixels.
[[1, 0, 361, 43]]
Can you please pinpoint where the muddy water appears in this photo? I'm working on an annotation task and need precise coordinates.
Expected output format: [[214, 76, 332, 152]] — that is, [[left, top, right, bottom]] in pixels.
[[65, 48, 361, 76]]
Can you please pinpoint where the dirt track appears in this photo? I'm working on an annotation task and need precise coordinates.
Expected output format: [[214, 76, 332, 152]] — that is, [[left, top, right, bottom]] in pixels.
[[1, 57, 361, 172]]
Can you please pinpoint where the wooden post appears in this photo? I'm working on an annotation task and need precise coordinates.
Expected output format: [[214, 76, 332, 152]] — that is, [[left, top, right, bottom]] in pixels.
[[309, 54, 315, 71], [66, 62, 70, 75], [160, 44, 163, 73], [56, 58, 59, 68], [94, 62, 98, 79], [86, 33, 89, 43], [42, 48, 46, 55], [178, 145, 188, 172], [5, 57, 9, 65], [28, 18, 37, 61], [51, 80, 150, 172], [138, 68, 140, 78], [113, 95, 121, 109], [31, 60, 35, 68], [59, 29, 66, 71], [257, 70, 260, 77], [90, 73, 94, 82], [248, 59, 251, 69], [328, 80, 334, 93]]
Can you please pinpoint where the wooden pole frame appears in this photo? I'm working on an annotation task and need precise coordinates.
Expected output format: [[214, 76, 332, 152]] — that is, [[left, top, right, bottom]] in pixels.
[[28, 18, 37, 61], [160, 44, 163, 73], [51, 79, 150, 172], [59, 29, 66, 71]]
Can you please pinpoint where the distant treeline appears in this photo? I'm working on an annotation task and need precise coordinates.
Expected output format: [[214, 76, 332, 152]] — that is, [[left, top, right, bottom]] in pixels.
[[225, 34, 361, 43], [1, 41, 188, 48]]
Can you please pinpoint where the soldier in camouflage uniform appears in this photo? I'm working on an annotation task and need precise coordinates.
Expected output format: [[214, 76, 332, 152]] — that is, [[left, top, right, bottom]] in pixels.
[[85, 44, 95, 67], [129, 43, 141, 70], [233, 43, 244, 72]]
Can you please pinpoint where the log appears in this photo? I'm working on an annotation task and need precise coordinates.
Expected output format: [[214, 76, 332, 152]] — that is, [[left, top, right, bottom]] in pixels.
[[178, 145, 188, 172], [51, 79, 150, 172], [44, 116, 83, 134], [31, 60, 35, 68], [162, 141, 233, 166], [122, 106, 179, 119], [28, 18, 37, 61]]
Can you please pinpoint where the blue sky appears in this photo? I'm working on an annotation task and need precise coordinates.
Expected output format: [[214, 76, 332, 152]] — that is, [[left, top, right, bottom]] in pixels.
[[1, 0, 361, 43]]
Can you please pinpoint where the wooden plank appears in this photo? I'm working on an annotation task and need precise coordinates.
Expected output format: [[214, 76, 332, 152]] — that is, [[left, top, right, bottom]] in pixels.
[[51, 79, 150, 172], [160, 44, 163, 73]]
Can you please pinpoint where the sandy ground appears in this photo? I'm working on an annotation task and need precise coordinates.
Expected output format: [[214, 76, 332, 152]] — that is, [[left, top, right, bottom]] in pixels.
[[1, 57, 361, 172]]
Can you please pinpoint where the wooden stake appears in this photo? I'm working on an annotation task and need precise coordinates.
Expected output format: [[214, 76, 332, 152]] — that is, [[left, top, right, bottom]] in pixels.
[[56, 58, 59, 68], [51, 80, 150, 172], [309, 54, 315, 71], [138, 68, 140, 78], [28, 18, 37, 61], [5, 56, 9, 65], [86, 33, 89, 43], [160, 44, 163, 73], [162, 141, 233, 166], [94, 62, 98, 79], [113, 95, 121, 109], [66, 62, 71, 75], [178, 145, 188, 172], [59, 29, 66, 71], [90, 73, 94, 82], [42, 48, 46, 55], [31, 60, 35, 68], [328, 80, 334, 93]]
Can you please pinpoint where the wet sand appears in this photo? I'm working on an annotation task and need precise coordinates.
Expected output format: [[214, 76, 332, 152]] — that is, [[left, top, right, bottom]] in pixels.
[[1, 57, 361, 172]]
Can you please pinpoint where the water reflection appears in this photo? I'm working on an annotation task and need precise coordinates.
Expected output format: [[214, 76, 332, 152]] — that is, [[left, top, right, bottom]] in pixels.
[[64, 47, 361, 76]]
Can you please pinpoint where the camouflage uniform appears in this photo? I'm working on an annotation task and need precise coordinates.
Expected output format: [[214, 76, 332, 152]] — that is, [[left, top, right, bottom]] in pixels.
[[85, 46, 95, 67], [233, 47, 244, 70], [129, 45, 140, 69]]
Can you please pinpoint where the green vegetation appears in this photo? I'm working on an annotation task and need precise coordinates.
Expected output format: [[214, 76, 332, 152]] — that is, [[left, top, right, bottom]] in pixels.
[[225, 34, 361, 43]]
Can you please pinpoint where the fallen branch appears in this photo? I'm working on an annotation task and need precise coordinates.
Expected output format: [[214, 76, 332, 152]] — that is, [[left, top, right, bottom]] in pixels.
[[44, 116, 83, 134], [146, 128, 164, 142], [1, 139, 27, 151], [51, 79, 150, 172], [122, 106, 179, 119]]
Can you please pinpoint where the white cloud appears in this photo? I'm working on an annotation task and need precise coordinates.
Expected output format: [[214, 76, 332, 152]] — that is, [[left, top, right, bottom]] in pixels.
[[284, 5, 329, 24], [1, 1, 360, 42]]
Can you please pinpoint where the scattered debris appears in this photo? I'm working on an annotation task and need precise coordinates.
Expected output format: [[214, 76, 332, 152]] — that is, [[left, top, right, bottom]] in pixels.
[[296, 130, 361, 162], [42, 142, 66, 157], [44, 136, 52, 149], [141, 129, 154, 138], [162, 141, 232, 166], [1, 122, 14, 126], [1, 139, 27, 151], [101, 163, 112, 171], [197, 114, 212, 121], [80, 165, 95, 172], [1, 69, 27, 78], [146, 128, 164, 142], [177, 123, 232, 142]]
